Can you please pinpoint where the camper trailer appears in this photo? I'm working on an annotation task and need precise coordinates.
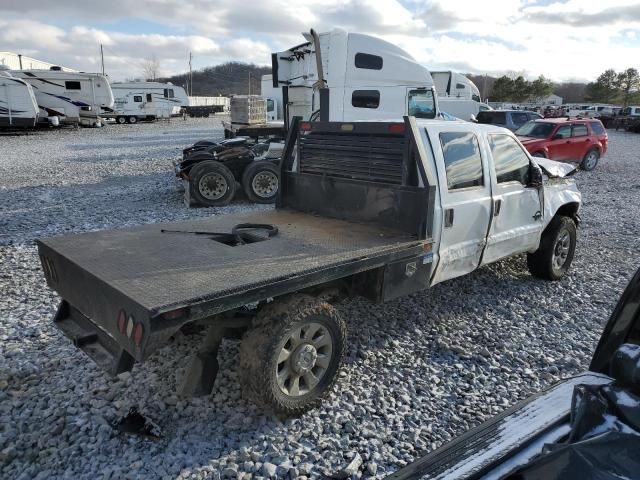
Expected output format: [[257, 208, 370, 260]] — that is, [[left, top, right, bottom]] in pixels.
[[110, 82, 188, 124], [272, 29, 438, 123], [0, 67, 39, 128], [12, 68, 114, 126]]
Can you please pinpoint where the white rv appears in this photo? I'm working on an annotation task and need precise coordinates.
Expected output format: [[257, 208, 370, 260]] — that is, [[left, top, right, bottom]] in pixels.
[[12, 67, 114, 126], [0, 68, 39, 128], [272, 29, 438, 122], [110, 82, 188, 124]]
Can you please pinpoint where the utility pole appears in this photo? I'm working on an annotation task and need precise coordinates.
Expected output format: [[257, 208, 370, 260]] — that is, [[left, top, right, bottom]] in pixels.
[[188, 51, 193, 96], [100, 44, 105, 75]]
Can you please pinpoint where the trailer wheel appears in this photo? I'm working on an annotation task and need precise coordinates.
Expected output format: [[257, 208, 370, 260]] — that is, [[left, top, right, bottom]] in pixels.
[[527, 215, 577, 280], [189, 160, 236, 206], [240, 294, 347, 415], [116, 116, 127, 125], [127, 116, 138, 124], [242, 161, 279, 204]]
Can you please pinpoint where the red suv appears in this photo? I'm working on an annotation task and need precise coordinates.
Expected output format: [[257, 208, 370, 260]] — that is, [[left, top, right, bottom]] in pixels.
[[515, 118, 608, 171]]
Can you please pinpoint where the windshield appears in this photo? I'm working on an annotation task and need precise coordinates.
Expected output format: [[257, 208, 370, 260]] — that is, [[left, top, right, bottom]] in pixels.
[[515, 121, 555, 138], [408, 89, 436, 119]]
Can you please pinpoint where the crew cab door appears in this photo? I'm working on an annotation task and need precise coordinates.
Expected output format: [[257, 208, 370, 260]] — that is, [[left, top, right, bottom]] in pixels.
[[481, 133, 543, 264], [426, 125, 493, 284]]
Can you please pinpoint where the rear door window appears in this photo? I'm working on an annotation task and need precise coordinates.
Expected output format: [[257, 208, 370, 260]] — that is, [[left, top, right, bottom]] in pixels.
[[439, 132, 484, 190], [488, 134, 531, 185], [408, 89, 435, 119], [572, 124, 588, 137], [146, 93, 152, 102]]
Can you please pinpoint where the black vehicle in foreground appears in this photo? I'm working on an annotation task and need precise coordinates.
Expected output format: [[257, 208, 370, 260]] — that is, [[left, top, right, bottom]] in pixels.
[[390, 267, 640, 480]]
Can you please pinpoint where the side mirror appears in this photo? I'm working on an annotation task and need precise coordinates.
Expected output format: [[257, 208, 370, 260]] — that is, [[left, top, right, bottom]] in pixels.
[[529, 163, 543, 188], [469, 114, 477, 123]]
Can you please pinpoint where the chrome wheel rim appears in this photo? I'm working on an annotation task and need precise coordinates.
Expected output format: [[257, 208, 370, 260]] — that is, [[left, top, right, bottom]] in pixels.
[[251, 171, 278, 198], [276, 322, 333, 397], [552, 228, 571, 270], [198, 173, 228, 200]]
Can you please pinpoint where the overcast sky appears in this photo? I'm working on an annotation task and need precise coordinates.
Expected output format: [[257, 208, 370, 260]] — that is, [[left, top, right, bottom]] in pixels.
[[1, 0, 639, 83]]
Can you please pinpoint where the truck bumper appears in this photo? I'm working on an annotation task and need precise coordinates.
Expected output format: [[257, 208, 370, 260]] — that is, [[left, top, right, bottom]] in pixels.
[[54, 300, 135, 376]]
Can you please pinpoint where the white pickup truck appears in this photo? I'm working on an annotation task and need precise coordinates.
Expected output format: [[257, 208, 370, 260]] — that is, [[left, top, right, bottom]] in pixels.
[[37, 117, 581, 414]]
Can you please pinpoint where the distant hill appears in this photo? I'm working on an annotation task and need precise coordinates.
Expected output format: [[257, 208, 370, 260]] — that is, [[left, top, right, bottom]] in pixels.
[[163, 61, 587, 103], [161, 62, 271, 96]]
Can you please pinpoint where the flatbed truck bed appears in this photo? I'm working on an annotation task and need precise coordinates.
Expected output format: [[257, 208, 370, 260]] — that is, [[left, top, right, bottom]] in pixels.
[[37, 118, 436, 413], [222, 120, 285, 139]]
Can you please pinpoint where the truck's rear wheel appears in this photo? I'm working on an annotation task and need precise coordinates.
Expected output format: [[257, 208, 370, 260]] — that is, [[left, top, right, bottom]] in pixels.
[[239, 295, 346, 415], [241, 161, 279, 204], [527, 215, 577, 280], [127, 116, 138, 124], [189, 161, 236, 206], [116, 116, 126, 125]]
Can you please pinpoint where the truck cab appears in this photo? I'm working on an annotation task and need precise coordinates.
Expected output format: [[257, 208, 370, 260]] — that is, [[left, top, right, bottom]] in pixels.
[[272, 29, 438, 123]]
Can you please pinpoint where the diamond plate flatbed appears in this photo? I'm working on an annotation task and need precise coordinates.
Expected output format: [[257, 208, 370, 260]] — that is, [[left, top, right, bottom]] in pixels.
[[39, 208, 422, 313]]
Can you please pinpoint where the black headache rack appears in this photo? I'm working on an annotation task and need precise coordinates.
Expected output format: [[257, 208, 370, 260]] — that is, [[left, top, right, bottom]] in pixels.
[[36, 117, 435, 377]]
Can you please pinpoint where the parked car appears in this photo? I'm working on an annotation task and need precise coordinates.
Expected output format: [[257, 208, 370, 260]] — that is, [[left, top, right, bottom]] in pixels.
[[515, 118, 608, 171], [476, 109, 542, 131], [36, 118, 581, 414], [391, 266, 640, 480]]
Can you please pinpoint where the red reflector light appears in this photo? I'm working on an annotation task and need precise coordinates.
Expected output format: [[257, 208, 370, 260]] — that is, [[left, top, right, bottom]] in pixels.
[[134, 323, 145, 346], [389, 123, 405, 134], [117, 310, 126, 334], [299, 121, 312, 131]]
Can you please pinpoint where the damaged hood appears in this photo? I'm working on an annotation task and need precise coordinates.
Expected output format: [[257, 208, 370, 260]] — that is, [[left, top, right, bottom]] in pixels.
[[533, 157, 578, 178]]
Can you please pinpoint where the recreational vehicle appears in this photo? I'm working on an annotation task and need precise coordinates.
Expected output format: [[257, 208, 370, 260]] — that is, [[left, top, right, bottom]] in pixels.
[[110, 82, 188, 124], [271, 29, 439, 123], [12, 68, 114, 126], [0, 67, 38, 128]]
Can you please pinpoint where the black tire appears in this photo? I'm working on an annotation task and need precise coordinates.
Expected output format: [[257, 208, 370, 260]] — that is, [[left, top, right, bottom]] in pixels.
[[189, 160, 236, 206], [240, 294, 347, 415], [127, 116, 138, 124], [116, 116, 126, 125], [203, 112, 210, 118], [241, 161, 279, 204], [581, 148, 599, 171], [527, 216, 577, 280], [532, 151, 546, 158]]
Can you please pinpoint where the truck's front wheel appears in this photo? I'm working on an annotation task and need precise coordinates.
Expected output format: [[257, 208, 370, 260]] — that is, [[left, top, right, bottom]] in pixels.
[[239, 295, 347, 415], [527, 215, 577, 280]]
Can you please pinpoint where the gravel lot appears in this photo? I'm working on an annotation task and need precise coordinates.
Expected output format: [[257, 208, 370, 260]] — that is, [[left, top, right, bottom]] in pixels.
[[1, 120, 639, 480]]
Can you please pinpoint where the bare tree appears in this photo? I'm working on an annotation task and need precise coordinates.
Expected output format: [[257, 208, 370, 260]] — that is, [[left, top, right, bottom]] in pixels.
[[142, 55, 161, 81]]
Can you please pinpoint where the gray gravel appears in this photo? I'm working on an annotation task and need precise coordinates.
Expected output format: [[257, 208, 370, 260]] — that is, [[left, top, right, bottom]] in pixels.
[[1, 121, 639, 479]]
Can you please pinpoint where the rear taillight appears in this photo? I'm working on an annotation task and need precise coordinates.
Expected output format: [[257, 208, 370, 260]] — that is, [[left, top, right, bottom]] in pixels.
[[299, 121, 312, 131], [134, 323, 145, 346], [117, 310, 127, 334]]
